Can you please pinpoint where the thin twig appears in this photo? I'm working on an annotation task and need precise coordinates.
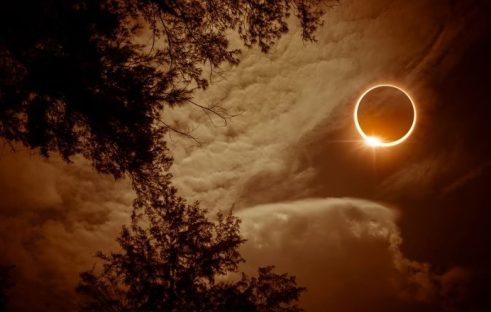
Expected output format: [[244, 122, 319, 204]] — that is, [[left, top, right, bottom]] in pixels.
[[157, 119, 202, 146]]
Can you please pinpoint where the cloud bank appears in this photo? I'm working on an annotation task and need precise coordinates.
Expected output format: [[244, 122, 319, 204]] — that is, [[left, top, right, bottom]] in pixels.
[[237, 198, 467, 311]]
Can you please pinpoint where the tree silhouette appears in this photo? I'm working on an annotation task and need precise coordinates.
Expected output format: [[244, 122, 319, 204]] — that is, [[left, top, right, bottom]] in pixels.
[[0, 265, 14, 312], [77, 181, 305, 312], [1, 1, 323, 309], [0, 0, 326, 179]]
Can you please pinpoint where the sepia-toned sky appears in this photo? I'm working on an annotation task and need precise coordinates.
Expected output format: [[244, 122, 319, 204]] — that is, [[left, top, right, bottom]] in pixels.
[[1, 0, 491, 311]]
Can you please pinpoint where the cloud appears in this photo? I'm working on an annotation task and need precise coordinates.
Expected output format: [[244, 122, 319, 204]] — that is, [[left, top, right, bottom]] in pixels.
[[237, 198, 455, 311], [440, 160, 491, 197], [166, 0, 462, 210], [0, 148, 133, 311]]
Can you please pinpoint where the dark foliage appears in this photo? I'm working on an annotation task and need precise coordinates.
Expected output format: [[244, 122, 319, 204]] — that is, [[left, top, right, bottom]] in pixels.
[[0, 0, 325, 179], [0, 265, 14, 312], [77, 180, 305, 312]]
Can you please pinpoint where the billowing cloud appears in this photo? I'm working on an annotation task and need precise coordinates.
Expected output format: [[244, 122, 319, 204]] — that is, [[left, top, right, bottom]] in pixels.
[[237, 198, 461, 311]]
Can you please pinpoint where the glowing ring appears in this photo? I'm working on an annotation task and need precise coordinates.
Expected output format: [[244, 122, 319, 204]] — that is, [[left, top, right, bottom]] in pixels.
[[354, 84, 417, 147]]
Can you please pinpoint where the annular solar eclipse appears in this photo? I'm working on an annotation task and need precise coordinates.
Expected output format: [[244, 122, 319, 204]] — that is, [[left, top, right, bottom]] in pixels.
[[354, 84, 416, 147]]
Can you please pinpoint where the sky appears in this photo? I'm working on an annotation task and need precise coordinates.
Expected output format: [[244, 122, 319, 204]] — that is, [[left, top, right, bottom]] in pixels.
[[1, 0, 491, 311]]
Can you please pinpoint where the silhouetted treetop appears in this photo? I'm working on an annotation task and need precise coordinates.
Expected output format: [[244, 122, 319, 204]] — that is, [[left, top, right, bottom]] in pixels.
[[0, 0, 326, 179], [77, 178, 305, 311]]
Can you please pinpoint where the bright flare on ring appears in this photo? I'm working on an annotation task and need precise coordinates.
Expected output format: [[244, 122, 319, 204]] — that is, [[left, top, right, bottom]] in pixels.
[[365, 136, 382, 147], [354, 84, 417, 147]]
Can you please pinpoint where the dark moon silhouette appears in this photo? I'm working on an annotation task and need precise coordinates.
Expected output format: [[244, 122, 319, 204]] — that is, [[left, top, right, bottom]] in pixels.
[[355, 85, 415, 145]]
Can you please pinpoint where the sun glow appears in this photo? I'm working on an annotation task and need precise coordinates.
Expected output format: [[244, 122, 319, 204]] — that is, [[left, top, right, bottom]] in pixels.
[[354, 84, 417, 148], [365, 136, 382, 147]]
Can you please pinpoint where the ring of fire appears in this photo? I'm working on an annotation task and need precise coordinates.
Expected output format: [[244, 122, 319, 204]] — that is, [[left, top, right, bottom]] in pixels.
[[354, 84, 417, 147]]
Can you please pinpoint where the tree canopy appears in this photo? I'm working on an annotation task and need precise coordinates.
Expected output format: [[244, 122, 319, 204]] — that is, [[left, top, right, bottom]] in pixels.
[[1, 2, 325, 309], [0, 0, 325, 180], [77, 179, 305, 312]]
